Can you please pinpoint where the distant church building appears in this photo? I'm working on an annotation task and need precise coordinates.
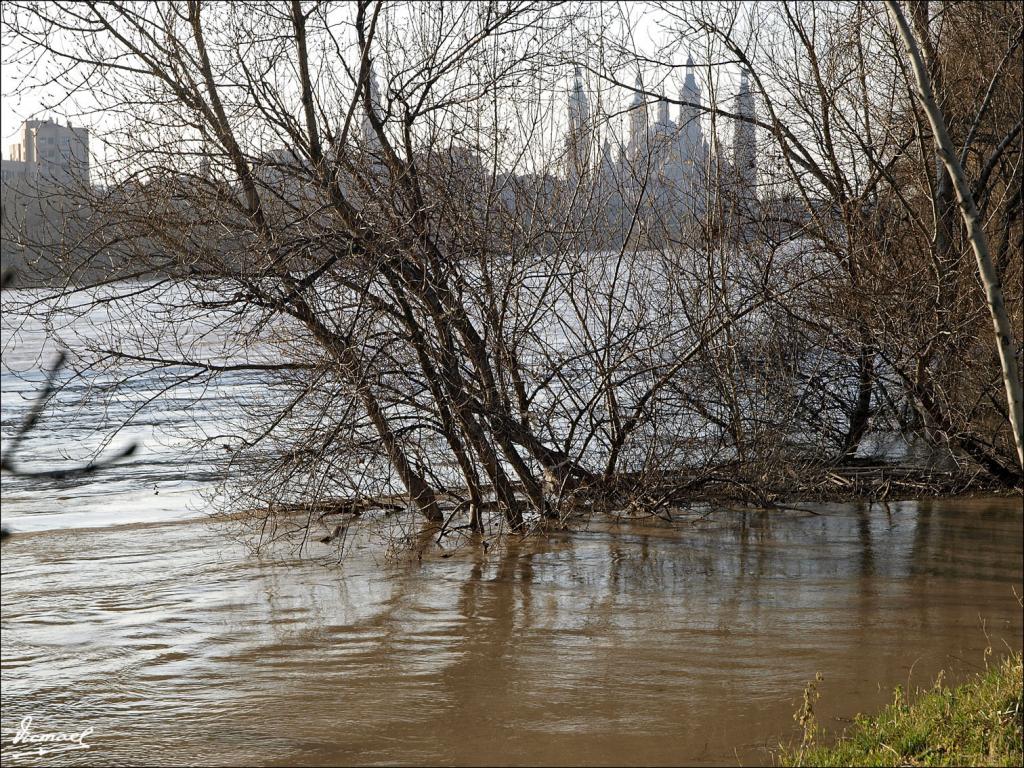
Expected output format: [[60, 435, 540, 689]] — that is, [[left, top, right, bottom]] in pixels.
[[562, 58, 759, 244]]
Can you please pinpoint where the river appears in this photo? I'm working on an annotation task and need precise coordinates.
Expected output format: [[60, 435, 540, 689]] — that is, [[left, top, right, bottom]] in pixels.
[[1, 498, 1021, 766], [2, 285, 1022, 765]]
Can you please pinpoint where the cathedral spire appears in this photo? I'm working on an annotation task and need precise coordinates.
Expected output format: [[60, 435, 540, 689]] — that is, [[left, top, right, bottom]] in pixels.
[[681, 55, 700, 105], [676, 54, 706, 170], [627, 71, 649, 163], [657, 90, 670, 127], [566, 65, 592, 179], [568, 65, 590, 134], [679, 57, 702, 122]]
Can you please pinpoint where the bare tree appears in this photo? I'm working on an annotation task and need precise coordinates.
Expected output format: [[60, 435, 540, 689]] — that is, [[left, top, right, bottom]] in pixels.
[[886, 0, 1023, 469], [1, 0, 1019, 556]]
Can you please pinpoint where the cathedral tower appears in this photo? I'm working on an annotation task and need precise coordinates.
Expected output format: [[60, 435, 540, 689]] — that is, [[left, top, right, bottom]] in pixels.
[[732, 69, 757, 193], [565, 66, 593, 179], [678, 55, 706, 162], [627, 73, 649, 166]]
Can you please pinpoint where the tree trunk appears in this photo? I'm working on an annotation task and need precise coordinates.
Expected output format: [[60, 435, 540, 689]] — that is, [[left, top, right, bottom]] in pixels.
[[842, 342, 875, 461], [360, 390, 444, 521]]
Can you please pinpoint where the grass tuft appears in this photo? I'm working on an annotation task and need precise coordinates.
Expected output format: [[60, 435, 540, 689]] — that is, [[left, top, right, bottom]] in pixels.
[[780, 652, 1023, 767]]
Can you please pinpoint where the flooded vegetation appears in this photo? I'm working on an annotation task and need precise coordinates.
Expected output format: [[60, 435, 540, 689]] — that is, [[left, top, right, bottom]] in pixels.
[[2, 498, 1021, 766]]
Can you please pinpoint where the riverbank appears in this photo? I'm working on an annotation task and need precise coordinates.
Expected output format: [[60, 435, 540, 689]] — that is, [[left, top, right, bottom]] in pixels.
[[782, 652, 1024, 767]]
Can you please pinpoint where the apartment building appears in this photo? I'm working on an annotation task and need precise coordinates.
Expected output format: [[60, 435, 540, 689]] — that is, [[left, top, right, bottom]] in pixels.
[[3, 118, 90, 186]]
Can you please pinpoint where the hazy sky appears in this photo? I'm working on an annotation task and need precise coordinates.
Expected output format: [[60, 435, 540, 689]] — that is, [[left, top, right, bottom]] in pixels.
[[2, 59, 38, 146], [0, 2, 748, 166]]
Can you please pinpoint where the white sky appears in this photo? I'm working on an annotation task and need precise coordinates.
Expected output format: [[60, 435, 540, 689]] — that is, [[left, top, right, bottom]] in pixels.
[[1, 2, 749, 166], [2, 64, 39, 147]]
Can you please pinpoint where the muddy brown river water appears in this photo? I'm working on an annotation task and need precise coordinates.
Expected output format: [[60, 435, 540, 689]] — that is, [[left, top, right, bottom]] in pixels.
[[1, 496, 1021, 766]]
